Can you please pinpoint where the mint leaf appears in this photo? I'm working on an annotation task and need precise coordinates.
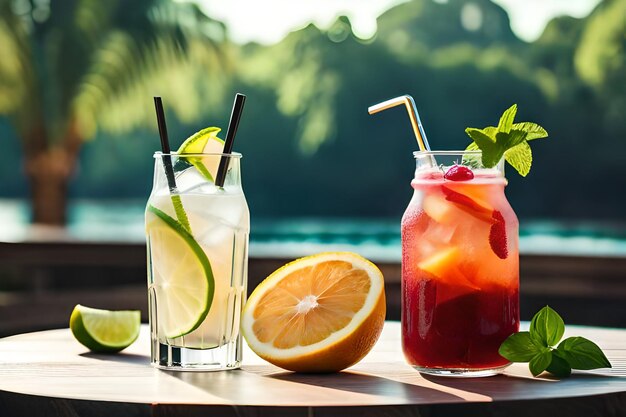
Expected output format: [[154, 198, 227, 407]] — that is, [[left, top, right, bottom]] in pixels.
[[504, 142, 532, 177], [497, 104, 517, 133], [497, 129, 528, 149], [546, 351, 572, 377], [556, 337, 612, 370], [482, 126, 498, 138], [499, 332, 542, 362], [465, 127, 495, 146], [512, 122, 548, 140], [529, 350, 552, 376], [481, 148, 506, 168], [465, 128, 505, 168], [530, 306, 565, 347]]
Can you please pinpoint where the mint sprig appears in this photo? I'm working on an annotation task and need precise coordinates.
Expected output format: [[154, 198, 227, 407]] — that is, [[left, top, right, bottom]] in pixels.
[[499, 306, 611, 377], [465, 104, 548, 176]]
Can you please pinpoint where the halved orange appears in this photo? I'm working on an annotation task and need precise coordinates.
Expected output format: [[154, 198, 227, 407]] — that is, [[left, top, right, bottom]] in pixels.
[[241, 252, 386, 373]]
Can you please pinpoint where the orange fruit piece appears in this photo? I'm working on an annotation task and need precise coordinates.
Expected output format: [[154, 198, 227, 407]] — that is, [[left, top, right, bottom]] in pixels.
[[241, 252, 386, 373]]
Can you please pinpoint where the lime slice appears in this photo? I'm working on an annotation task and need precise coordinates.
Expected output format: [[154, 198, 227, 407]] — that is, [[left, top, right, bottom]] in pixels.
[[147, 205, 215, 338], [69, 305, 140, 353], [178, 127, 224, 182]]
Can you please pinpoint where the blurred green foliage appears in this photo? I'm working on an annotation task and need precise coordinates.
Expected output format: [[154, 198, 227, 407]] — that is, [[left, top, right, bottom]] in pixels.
[[0, 0, 227, 139], [0, 0, 624, 222]]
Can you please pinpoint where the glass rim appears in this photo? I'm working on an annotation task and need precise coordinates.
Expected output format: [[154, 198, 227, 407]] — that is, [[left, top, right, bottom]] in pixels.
[[153, 151, 242, 158], [413, 150, 481, 157]]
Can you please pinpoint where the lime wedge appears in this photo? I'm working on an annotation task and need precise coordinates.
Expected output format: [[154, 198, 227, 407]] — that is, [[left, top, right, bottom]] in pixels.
[[147, 205, 215, 338], [69, 305, 140, 353], [178, 127, 224, 182]]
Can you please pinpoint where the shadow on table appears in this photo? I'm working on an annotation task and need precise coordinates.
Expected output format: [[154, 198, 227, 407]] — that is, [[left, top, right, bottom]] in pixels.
[[421, 372, 626, 417], [170, 367, 464, 405], [270, 370, 468, 402], [79, 352, 149, 366], [421, 370, 625, 399]]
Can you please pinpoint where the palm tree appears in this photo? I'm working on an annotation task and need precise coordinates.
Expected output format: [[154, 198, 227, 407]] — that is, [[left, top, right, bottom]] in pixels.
[[0, 0, 229, 225]]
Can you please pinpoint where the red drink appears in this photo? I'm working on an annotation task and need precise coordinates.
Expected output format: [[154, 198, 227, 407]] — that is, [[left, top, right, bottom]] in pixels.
[[401, 153, 519, 376]]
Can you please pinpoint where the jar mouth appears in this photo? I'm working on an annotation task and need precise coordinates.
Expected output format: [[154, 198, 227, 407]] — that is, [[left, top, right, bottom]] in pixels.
[[413, 150, 481, 158], [153, 152, 242, 158], [412, 149, 505, 178]]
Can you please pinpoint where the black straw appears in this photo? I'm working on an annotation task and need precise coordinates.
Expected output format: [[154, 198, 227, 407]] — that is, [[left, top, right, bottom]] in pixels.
[[215, 93, 246, 187], [153, 97, 177, 192]]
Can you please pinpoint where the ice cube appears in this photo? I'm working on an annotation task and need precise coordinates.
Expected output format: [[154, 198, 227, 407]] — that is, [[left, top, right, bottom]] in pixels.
[[183, 194, 247, 247], [423, 194, 461, 224], [175, 167, 221, 194]]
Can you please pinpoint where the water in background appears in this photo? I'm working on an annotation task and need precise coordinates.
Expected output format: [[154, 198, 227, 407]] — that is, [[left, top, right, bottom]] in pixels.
[[2, 199, 626, 261]]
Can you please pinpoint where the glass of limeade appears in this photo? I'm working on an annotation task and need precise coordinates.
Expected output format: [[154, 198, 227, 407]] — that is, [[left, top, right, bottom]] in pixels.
[[145, 152, 249, 370], [401, 151, 519, 376]]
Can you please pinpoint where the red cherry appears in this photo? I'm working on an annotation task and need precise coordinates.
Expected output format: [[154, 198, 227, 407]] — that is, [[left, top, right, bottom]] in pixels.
[[444, 165, 474, 181], [489, 211, 508, 259]]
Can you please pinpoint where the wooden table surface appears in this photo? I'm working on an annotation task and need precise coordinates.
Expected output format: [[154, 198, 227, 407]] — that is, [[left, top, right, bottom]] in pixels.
[[0, 322, 624, 416]]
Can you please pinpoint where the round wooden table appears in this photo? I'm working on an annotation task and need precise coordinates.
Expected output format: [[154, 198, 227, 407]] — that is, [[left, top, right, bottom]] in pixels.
[[0, 322, 624, 416]]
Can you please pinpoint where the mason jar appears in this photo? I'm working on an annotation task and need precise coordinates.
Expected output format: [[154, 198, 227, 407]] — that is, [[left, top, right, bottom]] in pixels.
[[401, 151, 519, 377]]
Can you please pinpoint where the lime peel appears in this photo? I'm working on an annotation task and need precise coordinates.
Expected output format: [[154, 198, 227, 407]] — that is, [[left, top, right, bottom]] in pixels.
[[178, 127, 224, 182], [170, 194, 191, 232]]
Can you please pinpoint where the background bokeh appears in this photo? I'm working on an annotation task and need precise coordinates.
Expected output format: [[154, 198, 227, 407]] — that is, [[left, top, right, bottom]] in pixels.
[[0, 0, 624, 225], [1, 0, 625, 335]]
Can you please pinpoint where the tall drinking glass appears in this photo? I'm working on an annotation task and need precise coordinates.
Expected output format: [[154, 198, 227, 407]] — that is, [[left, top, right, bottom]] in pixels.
[[401, 151, 519, 376], [145, 152, 249, 371]]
